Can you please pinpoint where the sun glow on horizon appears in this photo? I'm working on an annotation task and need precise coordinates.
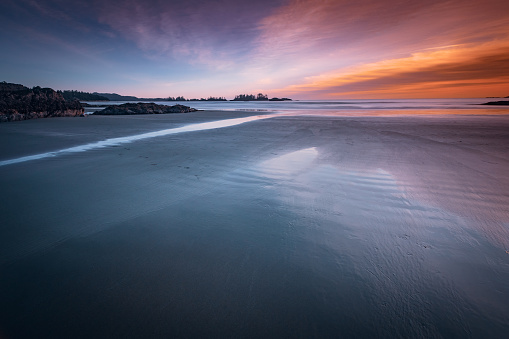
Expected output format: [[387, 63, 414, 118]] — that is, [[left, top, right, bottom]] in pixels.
[[269, 40, 509, 99]]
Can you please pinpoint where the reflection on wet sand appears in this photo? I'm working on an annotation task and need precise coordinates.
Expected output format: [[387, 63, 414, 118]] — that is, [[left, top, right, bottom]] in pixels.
[[246, 145, 509, 329], [0, 115, 273, 167], [1, 112, 508, 337]]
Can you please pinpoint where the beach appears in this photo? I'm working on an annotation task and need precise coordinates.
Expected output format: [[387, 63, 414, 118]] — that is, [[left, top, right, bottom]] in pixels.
[[1, 110, 509, 337]]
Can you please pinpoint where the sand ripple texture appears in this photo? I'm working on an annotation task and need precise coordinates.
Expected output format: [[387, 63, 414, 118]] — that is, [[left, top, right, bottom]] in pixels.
[[0, 112, 508, 338]]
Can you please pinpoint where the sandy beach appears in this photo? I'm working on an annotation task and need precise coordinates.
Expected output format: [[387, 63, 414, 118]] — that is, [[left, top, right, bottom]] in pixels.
[[1, 111, 509, 337]]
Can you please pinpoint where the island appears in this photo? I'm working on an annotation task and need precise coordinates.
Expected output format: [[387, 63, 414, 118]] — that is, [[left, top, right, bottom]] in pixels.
[[231, 93, 292, 101], [63, 90, 291, 102], [90, 93, 228, 102]]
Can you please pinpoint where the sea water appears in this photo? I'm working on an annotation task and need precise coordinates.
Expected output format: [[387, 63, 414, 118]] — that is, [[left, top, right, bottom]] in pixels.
[[84, 98, 509, 115]]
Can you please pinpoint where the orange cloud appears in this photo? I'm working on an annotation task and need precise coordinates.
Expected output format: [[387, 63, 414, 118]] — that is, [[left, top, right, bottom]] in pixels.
[[256, 0, 509, 98], [271, 40, 509, 98]]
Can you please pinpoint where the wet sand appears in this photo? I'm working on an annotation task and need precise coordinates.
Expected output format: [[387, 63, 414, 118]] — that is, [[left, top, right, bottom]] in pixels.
[[1, 111, 509, 338]]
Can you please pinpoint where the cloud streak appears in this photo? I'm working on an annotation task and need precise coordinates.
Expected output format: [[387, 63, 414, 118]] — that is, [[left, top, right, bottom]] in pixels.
[[94, 0, 284, 68], [274, 41, 509, 98], [256, 0, 509, 98]]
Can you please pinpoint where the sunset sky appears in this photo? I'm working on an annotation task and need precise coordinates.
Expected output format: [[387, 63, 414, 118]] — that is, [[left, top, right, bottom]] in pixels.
[[1, 0, 508, 99]]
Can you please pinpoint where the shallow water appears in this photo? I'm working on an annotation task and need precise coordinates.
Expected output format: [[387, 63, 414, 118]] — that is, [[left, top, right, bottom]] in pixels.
[[84, 98, 509, 114], [0, 115, 272, 167]]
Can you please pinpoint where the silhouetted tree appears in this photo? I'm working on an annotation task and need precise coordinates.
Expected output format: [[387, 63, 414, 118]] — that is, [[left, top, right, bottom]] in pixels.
[[59, 90, 109, 101]]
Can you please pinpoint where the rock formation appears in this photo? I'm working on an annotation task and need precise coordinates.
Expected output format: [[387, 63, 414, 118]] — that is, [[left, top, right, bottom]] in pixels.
[[0, 82, 84, 122], [481, 101, 509, 106], [93, 102, 198, 115]]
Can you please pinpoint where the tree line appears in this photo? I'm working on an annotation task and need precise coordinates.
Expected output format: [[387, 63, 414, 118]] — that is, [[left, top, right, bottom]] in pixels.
[[168, 94, 291, 101], [59, 90, 109, 101], [57, 88, 291, 102], [167, 96, 228, 101], [233, 93, 291, 101]]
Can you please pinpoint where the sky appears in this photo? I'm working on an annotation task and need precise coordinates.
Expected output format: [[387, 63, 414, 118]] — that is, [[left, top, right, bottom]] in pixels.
[[1, 0, 508, 99]]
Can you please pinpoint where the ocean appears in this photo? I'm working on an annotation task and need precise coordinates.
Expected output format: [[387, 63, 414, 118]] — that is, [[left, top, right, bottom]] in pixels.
[[84, 98, 509, 116]]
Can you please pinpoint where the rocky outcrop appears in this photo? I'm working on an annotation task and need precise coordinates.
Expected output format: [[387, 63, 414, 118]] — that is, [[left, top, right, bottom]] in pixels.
[[481, 101, 509, 106], [0, 83, 84, 122], [93, 102, 198, 115]]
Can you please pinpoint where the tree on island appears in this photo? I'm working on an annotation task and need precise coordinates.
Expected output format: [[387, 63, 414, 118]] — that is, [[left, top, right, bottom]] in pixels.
[[59, 90, 109, 101], [204, 96, 227, 101], [232, 93, 292, 101], [167, 96, 227, 101], [233, 93, 269, 101]]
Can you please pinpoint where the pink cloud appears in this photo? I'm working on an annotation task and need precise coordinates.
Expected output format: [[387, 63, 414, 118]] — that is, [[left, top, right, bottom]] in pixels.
[[272, 42, 509, 98], [252, 0, 509, 98], [94, 0, 283, 68]]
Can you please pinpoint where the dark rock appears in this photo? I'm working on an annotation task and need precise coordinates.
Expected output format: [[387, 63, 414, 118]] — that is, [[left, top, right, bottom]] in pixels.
[[0, 82, 84, 122], [93, 102, 198, 115], [481, 101, 509, 106], [269, 97, 292, 101]]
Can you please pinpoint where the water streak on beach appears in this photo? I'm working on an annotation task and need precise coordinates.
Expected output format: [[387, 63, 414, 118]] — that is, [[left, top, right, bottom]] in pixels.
[[0, 114, 272, 167]]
